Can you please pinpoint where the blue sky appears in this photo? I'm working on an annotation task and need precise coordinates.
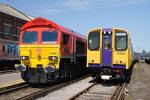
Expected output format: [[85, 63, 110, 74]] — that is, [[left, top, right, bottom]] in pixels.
[[1, 0, 150, 52]]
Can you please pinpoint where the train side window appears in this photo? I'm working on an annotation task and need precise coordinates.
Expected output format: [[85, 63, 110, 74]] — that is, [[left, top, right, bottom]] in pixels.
[[76, 40, 85, 54], [2, 45, 5, 52], [10, 46, 13, 53], [14, 46, 16, 54], [62, 33, 70, 45], [115, 32, 128, 51], [7, 45, 10, 54], [88, 31, 100, 50]]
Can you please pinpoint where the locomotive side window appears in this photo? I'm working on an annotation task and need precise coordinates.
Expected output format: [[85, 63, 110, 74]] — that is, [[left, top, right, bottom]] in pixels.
[[2, 45, 5, 52], [42, 31, 58, 43], [22, 31, 38, 43], [76, 40, 85, 54], [62, 33, 69, 45], [88, 31, 100, 50], [115, 32, 127, 51]]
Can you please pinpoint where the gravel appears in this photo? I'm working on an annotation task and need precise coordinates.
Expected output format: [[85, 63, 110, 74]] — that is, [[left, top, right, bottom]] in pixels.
[[0, 72, 23, 87], [38, 77, 94, 100], [78, 84, 117, 100], [126, 63, 150, 100]]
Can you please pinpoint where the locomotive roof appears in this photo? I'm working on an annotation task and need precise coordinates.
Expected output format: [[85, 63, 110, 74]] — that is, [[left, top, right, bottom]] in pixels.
[[22, 17, 86, 39]]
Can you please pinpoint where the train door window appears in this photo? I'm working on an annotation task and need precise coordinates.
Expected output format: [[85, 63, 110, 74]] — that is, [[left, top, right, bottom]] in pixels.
[[76, 40, 85, 54], [4, 23, 12, 35], [103, 35, 111, 49], [2, 45, 5, 52], [62, 33, 70, 45], [88, 31, 100, 50], [115, 32, 127, 51]]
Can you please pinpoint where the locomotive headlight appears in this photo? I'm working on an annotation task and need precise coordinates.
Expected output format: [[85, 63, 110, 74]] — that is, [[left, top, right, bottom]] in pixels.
[[48, 56, 58, 61], [20, 56, 29, 60]]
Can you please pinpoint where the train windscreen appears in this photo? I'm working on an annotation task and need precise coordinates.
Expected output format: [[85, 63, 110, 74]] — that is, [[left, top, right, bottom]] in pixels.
[[42, 31, 58, 43], [88, 31, 100, 50], [22, 31, 38, 43], [115, 32, 127, 51]]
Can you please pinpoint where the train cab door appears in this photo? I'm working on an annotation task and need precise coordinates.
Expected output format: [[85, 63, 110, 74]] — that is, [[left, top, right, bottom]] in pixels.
[[62, 33, 73, 56], [102, 30, 112, 66]]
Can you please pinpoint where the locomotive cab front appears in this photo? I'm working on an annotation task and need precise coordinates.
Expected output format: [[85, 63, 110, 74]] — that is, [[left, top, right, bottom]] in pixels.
[[16, 17, 87, 83], [16, 26, 61, 83]]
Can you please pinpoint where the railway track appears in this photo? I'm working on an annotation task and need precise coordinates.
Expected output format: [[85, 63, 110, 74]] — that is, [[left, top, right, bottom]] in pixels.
[[0, 82, 28, 95], [0, 70, 19, 75], [69, 81, 127, 100], [0, 74, 90, 100]]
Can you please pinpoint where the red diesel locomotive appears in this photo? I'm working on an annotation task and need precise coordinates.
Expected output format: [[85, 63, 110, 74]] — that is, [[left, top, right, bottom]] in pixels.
[[16, 17, 87, 83]]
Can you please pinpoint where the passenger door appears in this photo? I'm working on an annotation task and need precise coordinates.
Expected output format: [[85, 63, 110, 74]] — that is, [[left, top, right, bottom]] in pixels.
[[102, 30, 112, 66]]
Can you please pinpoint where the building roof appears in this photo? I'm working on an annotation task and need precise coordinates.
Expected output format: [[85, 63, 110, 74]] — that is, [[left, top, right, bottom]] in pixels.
[[0, 3, 34, 21]]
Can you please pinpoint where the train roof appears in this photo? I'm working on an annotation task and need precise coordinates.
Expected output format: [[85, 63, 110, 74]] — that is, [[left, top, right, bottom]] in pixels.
[[21, 17, 86, 40], [88, 28, 129, 34]]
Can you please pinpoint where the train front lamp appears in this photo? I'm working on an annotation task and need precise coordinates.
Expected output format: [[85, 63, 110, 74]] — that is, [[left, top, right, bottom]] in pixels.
[[20, 56, 29, 60], [48, 56, 58, 61]]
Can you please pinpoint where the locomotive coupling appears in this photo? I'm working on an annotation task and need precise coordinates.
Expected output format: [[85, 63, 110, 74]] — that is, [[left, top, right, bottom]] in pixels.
[[15, 64, 26, 72], [101, 75, 112, 80], [44, 65, 56, 73]]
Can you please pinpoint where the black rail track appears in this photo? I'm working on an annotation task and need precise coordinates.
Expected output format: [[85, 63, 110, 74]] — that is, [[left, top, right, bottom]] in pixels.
[[0, 82, 28, 95], [69, 81, 127, 100], [0, 70, 19, 75], [109, 82, 127, 100], [0, 74, 90, 100], [17, 75, 90, 100]]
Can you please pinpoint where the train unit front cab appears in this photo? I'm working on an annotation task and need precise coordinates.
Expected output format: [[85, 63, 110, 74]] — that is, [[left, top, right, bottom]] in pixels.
[[87, 28, 134, 80]]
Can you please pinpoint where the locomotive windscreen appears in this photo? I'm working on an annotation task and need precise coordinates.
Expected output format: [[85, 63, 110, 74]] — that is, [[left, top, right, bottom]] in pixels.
[[88, 31, 100, 50], [115, 32, 127, 51], [42, 31, 58, 43], [22, 31, 38, 43]]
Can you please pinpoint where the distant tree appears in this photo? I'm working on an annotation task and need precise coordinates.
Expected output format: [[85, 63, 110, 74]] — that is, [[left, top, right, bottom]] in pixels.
[[142, 50, 146, 54]]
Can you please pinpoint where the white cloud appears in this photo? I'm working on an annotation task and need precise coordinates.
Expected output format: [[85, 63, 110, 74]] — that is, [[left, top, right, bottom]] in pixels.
[[55, 0, 148, 11], [24, 0, 148, 16]]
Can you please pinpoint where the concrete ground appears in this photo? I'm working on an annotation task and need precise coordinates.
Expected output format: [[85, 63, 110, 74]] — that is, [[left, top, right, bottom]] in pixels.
[[126, 62, 150, 100], [0, 72, 24, 88]]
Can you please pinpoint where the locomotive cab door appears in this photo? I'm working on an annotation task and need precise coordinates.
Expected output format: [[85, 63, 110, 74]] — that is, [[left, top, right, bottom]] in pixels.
[[102, 30, 112, 66]]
